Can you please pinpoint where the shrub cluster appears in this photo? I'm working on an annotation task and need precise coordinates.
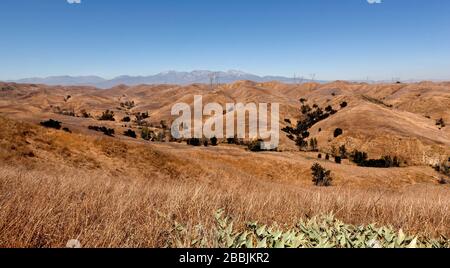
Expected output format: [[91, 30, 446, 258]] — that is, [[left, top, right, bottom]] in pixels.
[[123, 129, 137, 138], [40, 119, 62, 130], [88, 126, 115, 136], [351, 150, 400, 168], [98, 110, 115, 121]]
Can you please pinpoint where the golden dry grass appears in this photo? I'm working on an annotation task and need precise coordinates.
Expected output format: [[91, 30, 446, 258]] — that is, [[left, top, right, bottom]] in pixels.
[[0, 164, 449, 248]]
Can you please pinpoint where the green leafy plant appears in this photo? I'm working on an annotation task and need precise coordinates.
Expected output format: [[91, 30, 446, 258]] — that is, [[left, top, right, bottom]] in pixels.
[[167, 210, 450, 248]]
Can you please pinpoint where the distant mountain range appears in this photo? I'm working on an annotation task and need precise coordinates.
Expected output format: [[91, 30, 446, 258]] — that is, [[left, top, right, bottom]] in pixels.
[[7, 70, 322, 89]]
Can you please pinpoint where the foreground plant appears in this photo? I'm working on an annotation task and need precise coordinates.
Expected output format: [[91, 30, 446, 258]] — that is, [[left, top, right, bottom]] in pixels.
[[167, 210, 450, 248]]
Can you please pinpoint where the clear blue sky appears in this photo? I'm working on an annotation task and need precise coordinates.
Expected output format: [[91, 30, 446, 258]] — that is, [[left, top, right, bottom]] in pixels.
[[1, 0, 450, 80]]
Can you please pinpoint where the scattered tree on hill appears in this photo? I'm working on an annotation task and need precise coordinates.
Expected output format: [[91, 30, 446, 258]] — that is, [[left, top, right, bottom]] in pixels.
[[160, 120, 168, 130], [325, 154, 330, 160], [88, 126, 115, 136], [296, 137, 308, 151], [120, 100, 135, 110], [98, 110, 115, 121], [340, 101, 348, 108], [121, 116, 131, 122], [339, 145, 347, 159], [436, 118, 446, 128], [248, 139, 262, 152], [141, 127, 153, 141], [318, 153, 322, 159], [311, 163, 333, 187], [80, 109, 91, 118], [309, 138, 318, 152], [124, 129, 137, 138], [187, 138, 201, 146], [434, 160, 450, 177], [40, 119, 62, 130], [301, 105, 312, 115], [351, 150, 400, 168], [334, 128, 343, 138], [62, 127, 71, 133], [210, 136, 218, 146], [335, 156, 342, 164]]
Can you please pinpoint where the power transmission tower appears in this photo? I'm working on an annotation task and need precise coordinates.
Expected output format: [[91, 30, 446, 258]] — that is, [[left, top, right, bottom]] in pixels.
[[209, 73, 215, 90], [310, 73, 316, 82], [299, 75, 304, 85]]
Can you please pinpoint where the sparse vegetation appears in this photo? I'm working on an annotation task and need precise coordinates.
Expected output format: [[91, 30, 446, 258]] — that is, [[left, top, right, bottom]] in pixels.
[[80, 109, 91, 118], [121, 116, 131, 122], [436, 118, 446, 128], [339, 145, 347, 159], [210, 136, 218, 146], [309, 138, 318, 152], [248, 139, 263, 152], [434, 161, 450, 177], [124, 129, 137, 138], [362, 95, 393, 108], [141, 127, 154, 141], [311, 163, 333, 187], [351, 150, 400, 168], [334, 128, 343, 138], [187, 138, 201, 146], [40, 119, 62, 130], [88, 125, 115, 136], [98, 110, 115, 121], [120, 100, 135, 110], [134, 112, 149, 126]]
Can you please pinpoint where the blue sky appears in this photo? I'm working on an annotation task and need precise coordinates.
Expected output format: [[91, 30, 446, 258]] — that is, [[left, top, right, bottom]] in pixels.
[[1, 0, 450, 80]]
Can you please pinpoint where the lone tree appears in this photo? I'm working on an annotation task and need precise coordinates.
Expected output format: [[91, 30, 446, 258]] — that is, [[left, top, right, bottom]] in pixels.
[[311, 163, 333, 187], [436, 118, 446, 128], [124, 129, 137, 138], [339, 145, 347, 159], [141, 127, 153, 141], [340, 101, 348, 109], [334, 128, 343, 138], [210, 136, 218, 146], [40, 119, 62, 130], [309, 138, 318, 151]]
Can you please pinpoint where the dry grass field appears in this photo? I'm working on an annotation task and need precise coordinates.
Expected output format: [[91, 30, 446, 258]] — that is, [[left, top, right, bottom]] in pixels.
[[0, 81, 449, 247]]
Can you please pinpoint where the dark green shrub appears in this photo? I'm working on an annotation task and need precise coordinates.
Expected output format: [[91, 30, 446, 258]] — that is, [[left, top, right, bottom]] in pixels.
[[88, 126, 115, 136], [124, 129, 137, 138], [187, 138, 201, 146], [334, 128, 343, 138], [40, 119, 62, 130], [210, 136, 218, 146], [99, 110, 115, 121], [248, 139, 262, 152], [311, 163, 333, 186]]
